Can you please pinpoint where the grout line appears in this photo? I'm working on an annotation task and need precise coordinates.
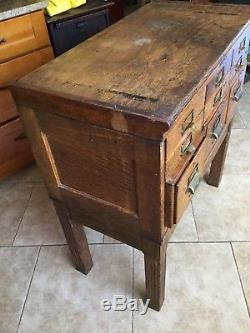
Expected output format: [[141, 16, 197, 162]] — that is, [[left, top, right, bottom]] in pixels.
[[239, 114, 249, 130], [230, 242, 250, 318], [132, 247, 135, 333], [168, 240, 250, 244], [16, 246, 42, 333], [191, 201, 199, 242], [12, 185, 34, 246], [1, 240, 250, 249], [237, 111, 247, 129]]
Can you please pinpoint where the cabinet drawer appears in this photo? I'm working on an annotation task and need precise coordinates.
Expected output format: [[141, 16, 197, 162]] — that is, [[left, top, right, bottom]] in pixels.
[[204, 74, 229, 124], [0, 118, 31, 165], [206, 49, 233, 103], [166, 85, 206, 159], [175, 142, 207, 223], [0, 46, 54, 87], [227, 70, 245, 125], [166, 110, 205, 182], [203, 95, 228, 161], [0, 11, 50, 63], [231, 29, 249, 79], [0, 89, 18, 124]]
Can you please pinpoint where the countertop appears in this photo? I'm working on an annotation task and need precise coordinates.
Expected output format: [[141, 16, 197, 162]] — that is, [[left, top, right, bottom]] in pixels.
[[0, 0, 48, 22]]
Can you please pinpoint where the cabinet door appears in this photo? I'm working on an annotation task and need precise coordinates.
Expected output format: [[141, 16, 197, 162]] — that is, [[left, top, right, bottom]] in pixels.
[[0, 11, 50, 63], [0, 118, 33, 180], [0, 46, 54, 87]]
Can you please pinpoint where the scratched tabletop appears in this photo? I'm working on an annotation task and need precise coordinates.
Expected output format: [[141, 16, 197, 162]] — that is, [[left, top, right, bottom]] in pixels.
[[12, 1, 250, 126]]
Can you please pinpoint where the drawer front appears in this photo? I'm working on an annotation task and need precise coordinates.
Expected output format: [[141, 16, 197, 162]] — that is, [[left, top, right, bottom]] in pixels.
[[0, 89, 18, 124], [206, 49, 233, 103], [174, 94, 230, 223], [0, 46, 54, 87], [166, 110, 205, 182], [49, 10, 108, 56], [166, 85, 206, 156], [0, 11, 50, 63], [203, 95, 228, 161], [175, 142, 207, 223], [227, 70, 245, 125], [204, 74, 229, 124], [232, 29, 249, 79], [0, 118, 31, 164]]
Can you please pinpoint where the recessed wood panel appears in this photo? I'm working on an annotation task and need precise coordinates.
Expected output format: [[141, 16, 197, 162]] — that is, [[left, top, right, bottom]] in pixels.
[[37, 112, 138, 214]]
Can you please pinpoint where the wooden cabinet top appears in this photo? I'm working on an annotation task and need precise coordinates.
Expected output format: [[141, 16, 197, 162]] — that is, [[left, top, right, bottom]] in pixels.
[[12, 1, 250, 139]]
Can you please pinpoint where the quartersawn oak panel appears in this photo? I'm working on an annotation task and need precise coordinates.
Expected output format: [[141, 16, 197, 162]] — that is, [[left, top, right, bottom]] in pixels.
[[37, 112, 138, 215], [10, 1, 250, 312]]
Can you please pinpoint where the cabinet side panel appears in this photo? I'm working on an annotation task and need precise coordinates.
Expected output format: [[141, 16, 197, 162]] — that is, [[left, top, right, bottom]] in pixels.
[[37, 111, 138, 215]]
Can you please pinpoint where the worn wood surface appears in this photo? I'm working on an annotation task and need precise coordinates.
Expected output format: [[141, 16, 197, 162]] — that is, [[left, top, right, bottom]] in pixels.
[[12, 1, 250, 138], [0, 9, 54, 180], [10, 2, 250, 312], [0, 118, 33, 181], [144, 239, 168, 311], [1, 46, 54, 87], [53, 199, 93, 274]]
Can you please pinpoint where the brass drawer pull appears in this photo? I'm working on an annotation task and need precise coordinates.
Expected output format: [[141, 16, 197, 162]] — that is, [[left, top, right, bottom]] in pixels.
[[181, 134, 196, 156], [233, 85, 243, 102], [187, 167, 201, 195], [211, 117, 223, 140], [0, 37, 6, 45], [239, 37, 246, 52], [215, 67, 225, 87], [213, 87, 223, 107], [235, 55, 246, 72], [181, 110, 194, 135]]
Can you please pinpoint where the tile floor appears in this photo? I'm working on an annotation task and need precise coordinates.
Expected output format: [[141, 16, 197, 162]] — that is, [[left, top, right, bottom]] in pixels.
[[0, 79, 250, 333]]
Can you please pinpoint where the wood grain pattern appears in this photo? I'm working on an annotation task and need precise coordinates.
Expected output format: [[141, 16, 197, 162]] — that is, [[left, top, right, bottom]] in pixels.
[[144, 239, 168, 311], [0, 11, 50, 64], [0, 10, 54, 181], [11, 1, 250, 136], [37, 111, 138, 214], [0, 46, 54, 87], [53, 199, 93, 274], [226, 70, 245, 125], [18, 106, 62, 200]]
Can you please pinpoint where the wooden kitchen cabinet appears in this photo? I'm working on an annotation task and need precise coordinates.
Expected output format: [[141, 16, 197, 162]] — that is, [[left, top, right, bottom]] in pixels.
[[0, 10, 54, 181]]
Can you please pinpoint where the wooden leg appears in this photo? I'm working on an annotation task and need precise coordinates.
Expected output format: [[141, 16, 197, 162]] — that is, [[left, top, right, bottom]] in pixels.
[[207, 125, 232, 188], [144, 242, 167, 311], [53, 199, 93, 274]]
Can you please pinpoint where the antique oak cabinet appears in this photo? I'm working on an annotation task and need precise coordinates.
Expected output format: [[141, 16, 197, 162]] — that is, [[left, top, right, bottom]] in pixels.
[[11, 1, 250, 311]]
